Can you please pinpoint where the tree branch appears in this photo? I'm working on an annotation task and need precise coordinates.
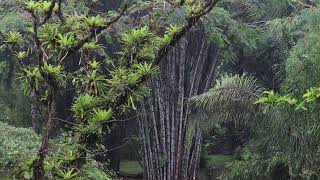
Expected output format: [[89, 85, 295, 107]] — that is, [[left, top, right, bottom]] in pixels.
[[41, 0, 57, 25], [164, 0, 178, 7], [297, 0, 316, 8], [69, 4, 128, 53], [55, 0, 65, 23]]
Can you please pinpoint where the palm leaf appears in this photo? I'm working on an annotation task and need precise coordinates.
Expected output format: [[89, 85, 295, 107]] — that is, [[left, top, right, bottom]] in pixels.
[[190, 74, 264, 128]]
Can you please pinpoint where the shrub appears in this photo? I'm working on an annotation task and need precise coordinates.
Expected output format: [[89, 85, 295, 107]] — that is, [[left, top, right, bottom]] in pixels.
[[0, 122, 40, 178]]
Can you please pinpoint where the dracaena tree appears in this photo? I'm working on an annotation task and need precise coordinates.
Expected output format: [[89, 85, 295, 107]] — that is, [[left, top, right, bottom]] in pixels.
[[1, 0, 219, 179]]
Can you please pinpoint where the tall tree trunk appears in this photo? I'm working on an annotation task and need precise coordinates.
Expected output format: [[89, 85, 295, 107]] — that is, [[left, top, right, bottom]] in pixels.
[[30, 88, 37, 130], [33, 89, 55, 180], [6, 47, 16, 90]]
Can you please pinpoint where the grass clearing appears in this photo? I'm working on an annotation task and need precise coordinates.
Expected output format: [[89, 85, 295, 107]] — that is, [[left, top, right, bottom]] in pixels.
[[120, 161, 143, 174]]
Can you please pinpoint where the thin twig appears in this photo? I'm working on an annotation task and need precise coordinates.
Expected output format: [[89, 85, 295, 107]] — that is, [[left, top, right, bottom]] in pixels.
[[297, 0, 316, 8]]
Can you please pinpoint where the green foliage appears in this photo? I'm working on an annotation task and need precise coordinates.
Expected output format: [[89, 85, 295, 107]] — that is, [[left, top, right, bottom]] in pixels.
[[0, 127, 113, 179], [157, 24, 183, 47], [72, 94, 97, 119], [82, 69, 107, 95], [133, 62, 158, 77], [23, 1, 59, 12], [303, 87, 320, 103], [119, 161, 143, 174], [191, 74, 263, 128], [84, 15, 107, 27], [284, 28, 320, 95], [235, 12, 320, 177], [106, 65, 154, 111], [0, 1, 29, 32], [220, 150, 287, 180], [56, 168, 78, 180], [90, 108, 113, 124], [0, 61, 7, 74], [203, 155, 233, 178], [40, 1, 59, 12], [4, 31, 22, 44], [45, 133, 113, 179], [81, 159, 113, 180], [57, 33, 77, 50], [120, 26, 153, 47], [192, 74, 262, 110], [23, 1, 39, 11], [72, 95, 113, 135], [185, 1, 203, 16], [39, 24, 60, 49], [43, 62, 65, 86], [194, 2, 320, 179], [81, 42, 103, 52], [19, 67, 43, 94], [255, 91, 298, 110], [15, 51, 27, 60], [203, 5, 260, 71], [0, 122, 40, 179]]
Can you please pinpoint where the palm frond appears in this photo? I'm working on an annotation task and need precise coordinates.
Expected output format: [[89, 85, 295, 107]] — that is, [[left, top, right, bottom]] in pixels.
[[190, 74, 264, 128], [225, 0, 292, 23], [191, 74, 263, 109]]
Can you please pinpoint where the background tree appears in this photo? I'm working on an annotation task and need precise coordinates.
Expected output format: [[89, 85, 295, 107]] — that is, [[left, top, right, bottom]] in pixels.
[[0, 0, 219, 179]]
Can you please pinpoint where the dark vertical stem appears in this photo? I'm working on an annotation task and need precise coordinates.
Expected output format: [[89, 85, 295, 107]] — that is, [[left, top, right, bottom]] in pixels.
[[5, 45, 16, 90], [165, 53, 171, 179], [33, 89, 55, 180], [143, 101, 155, 180], [176, 38, 186, 180], [149, 96, 162, 179], [30, 88, 37, 130], [138, 115, 149, 179], [156, 76, 167, 180], [204, 48, 220, 91], [170, 48, 176, 179]]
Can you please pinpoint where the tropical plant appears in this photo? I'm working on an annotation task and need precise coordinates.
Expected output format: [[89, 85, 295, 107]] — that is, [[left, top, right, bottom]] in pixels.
[[191, 74, 263, 128], [4, 31, 22, 44]]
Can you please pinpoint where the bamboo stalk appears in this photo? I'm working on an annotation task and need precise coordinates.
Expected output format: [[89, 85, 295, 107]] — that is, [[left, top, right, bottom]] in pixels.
[[175, 38, 187, 180], [156, 76, 167, 180], [149, 96, 162, 179], [138, 106, 149, 179], [204, 47, 221, 91], [171, 47, 177, 179], [143, 106, 155, 180], [164, 54, 172, 179]]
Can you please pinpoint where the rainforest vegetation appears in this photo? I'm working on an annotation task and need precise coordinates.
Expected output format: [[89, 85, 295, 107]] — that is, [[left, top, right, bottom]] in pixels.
[[1, 0, 320, 179]]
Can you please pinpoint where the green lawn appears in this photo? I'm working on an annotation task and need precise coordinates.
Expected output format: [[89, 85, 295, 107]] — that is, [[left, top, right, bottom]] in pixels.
[[204, 154, 233, 169], [119, 156, 232, 177], [202, 154, 234, 179], [120, 161, 143, 174]]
